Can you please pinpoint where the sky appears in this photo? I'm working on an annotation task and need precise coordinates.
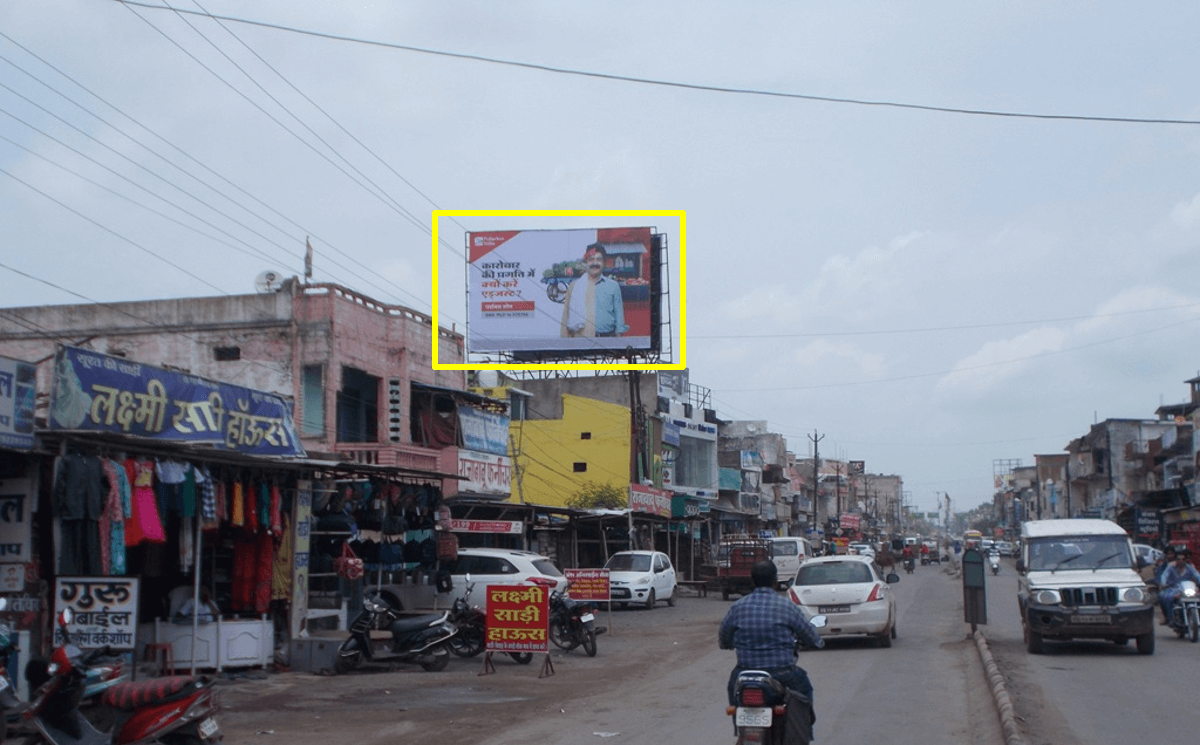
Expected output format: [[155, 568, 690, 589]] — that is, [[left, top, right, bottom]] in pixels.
[[4, 2, 1200, 516]]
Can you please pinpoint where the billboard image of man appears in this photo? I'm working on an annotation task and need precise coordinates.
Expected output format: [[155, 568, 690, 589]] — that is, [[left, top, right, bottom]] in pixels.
[[560, 243, 628, 338]]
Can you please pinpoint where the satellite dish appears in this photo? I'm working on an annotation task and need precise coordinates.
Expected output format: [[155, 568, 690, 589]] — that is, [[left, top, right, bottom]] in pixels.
[[255, 270, 285, 293]]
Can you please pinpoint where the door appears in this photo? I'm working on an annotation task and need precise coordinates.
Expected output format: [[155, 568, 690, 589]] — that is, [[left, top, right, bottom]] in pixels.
[[653, 553, 676, 596]]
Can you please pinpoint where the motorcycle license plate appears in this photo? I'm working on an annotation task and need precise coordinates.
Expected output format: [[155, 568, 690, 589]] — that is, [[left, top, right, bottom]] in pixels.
[[1070, 614, 1111, 624], [580, 613, 595, 623], [735, 706, 773, 727], [198, 717, 220, 739], [819, 605, 850, 614]]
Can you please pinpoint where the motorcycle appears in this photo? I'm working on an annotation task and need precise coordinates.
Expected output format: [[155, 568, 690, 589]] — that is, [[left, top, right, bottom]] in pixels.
[[727, 615, 827, 745], [21, 607, 221, 745], [548, 588, 602, 657], [1168, 579, 1200, 642], [903, 557, 915, 574], [989, 552, 1001, 576], [446, 578, 533, 665], [335, 593, 458, 673]]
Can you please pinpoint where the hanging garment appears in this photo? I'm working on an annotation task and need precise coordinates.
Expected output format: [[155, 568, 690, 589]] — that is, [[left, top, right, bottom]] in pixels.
[[179, 465, 196, 518], [232, 535, 256, 611], [245, 481, 259, 533], [179, 516, 195, 574], [231, 481, 245, 527], [271, 514, 293, 601], [253, 532, 275, 613], [54, 453, 104, 575], [124, 458, 166, 545], [268, 484, 282, 536], [98, 459, 129, 574], [258, 482, 270, 532], [195, 466, 217, 528]]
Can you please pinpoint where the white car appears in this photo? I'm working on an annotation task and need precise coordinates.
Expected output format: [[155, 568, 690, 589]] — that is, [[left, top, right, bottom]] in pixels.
[[847, 543, 876, 560], [1133, 543, 1163, 568], [787, 554, 899, 647], [604, 550, 677, 609], [381, 548, 567, 613]]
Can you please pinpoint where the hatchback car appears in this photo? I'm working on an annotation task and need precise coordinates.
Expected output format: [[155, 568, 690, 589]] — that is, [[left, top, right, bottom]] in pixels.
[[847, 543, 876, 560], [787, 555, 899, 646], [604, 550, 676, 609]]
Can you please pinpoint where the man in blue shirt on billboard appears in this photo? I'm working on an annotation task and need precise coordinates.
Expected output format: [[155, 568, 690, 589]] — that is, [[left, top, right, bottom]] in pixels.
[[561, 242, 628, 338]]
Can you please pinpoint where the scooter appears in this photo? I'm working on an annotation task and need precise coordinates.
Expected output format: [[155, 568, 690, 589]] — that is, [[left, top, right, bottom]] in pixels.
[[989, 551, 1001, 575], [336, 593, 458, 673], [446, 578, 533, 665], [21, 607, 221, 745], [548, 588, 602, 657], [727, 615, 827, 745], [1168, 579, 1200, 642]]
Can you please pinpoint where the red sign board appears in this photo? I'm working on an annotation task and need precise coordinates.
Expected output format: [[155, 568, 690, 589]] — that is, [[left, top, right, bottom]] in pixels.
[[446, 519, 523, 534], [839, 513, 861, 530], [564, 568, 610, 602], [629, 484, 671, 517], [486, 585, 549, 654]]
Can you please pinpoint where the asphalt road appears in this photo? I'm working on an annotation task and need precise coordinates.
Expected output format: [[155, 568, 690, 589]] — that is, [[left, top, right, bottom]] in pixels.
[[219, 563, 1004, 745], [981, 556, 1198, 745]]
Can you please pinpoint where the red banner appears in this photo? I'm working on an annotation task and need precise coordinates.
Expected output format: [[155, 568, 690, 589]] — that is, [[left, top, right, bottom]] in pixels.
[[564, 568, 610, 602], [486, 585, 549, 654]]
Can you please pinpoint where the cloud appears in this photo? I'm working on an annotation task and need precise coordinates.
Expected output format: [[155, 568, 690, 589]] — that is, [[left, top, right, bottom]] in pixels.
[[1170, 192, 1200, 231]]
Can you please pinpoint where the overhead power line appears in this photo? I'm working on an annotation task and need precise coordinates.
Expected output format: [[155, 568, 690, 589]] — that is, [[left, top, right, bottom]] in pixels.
[[117, 1, 1200, 127]]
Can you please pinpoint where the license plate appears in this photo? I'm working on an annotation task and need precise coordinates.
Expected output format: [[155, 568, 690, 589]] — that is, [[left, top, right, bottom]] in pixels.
[[198, 717, 220, 738], [580, 613, 595, 623], [735, 706, 773, 727], [819, 605, 850, 614], [611, 589, 630, 599], [1071, 614, 1112, 624]]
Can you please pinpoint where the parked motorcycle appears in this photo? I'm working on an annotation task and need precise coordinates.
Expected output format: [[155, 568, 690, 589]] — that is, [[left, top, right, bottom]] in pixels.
[[548, 588, 601, 657], [336, 593, 457, 673], [727, 615, 827, 745], [1168, 579, 1200, 642], [446, 578, 533, 665], [989, 551, 1001, 576], [21, 607, 221, 745]]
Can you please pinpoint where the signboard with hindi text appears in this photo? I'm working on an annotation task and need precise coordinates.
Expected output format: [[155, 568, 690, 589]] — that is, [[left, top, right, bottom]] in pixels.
[[49, 346, 304, 457], [54, 576, 140, 650], [485, 585, 549, 654], [564, 568, 610, 602], [0, 478, 32, 565]]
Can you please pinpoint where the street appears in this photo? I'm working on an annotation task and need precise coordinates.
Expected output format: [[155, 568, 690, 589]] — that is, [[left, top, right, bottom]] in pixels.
[[220, 564, 1002, 745], [981, 556, 1197, 745]]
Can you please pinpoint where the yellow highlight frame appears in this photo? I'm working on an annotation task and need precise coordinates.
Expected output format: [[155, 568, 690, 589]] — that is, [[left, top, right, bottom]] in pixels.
[[431, 209, 686, 371]]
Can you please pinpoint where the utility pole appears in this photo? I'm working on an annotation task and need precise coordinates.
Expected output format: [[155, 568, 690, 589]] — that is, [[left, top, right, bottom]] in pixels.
[[809, 430, 824, 537]]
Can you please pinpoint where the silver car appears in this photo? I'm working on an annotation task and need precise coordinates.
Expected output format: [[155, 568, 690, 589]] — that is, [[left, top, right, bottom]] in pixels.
[[787, 555, 899, 647]]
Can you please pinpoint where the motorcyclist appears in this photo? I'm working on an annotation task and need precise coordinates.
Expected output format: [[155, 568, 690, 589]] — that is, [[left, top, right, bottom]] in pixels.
[[718, 560, 824, 711], [1158, 547, 1200, 626]]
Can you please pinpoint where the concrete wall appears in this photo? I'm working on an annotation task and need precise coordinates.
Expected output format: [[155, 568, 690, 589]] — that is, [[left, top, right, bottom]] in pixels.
[[515, 394, 631, 507]]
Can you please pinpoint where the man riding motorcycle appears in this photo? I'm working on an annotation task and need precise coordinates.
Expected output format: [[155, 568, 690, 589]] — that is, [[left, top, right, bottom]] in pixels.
[[1158, 547, 1200, 626], [718, 561, 824, 715]]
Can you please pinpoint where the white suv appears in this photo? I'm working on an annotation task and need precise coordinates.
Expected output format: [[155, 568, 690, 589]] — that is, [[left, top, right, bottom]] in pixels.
[[380, 548, 567, 613]]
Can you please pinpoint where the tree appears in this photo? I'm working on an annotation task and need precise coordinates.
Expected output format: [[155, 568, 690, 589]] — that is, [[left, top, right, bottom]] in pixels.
[[566, 481, 628, 510]]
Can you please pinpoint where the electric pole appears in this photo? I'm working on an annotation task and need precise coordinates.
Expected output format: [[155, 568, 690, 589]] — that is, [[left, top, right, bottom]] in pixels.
[[809, 430, 824, 537]]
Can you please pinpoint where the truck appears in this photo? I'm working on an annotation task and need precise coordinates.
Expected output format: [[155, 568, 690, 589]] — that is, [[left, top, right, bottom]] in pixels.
[[716, 535, 771, 600], [1015, 518, 1154, 655]]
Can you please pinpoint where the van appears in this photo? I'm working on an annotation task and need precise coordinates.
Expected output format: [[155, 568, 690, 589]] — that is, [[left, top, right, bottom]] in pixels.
[[1016, 519, 1154, 655], [766, 536, 812, 586]]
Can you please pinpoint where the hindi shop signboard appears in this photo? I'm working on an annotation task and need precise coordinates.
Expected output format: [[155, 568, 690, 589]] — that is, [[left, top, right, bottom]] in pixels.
[[629, 484, 671, 517], [54, 576, 140, 650], [485, 585, 549, 654], [564, 568, 610, 603], [0, 355, 36, 450], [49, 346, 305, 457]]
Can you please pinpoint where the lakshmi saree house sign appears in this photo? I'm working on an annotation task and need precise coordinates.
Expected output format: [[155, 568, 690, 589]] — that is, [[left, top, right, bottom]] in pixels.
[[49, 346, 304, 457]]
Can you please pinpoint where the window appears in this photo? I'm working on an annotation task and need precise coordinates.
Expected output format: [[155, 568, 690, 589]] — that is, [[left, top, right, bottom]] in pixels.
[[213, 346, 241, 361], [580, 432, 592, 440], [336, 366, 379, 443], [676, 434, 716, 488], [301, 365, 324, 437], [573, 462, 588, 472]]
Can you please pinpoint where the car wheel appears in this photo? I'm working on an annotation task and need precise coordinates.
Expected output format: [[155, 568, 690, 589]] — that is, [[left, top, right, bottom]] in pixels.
[[1136, 630, 1155, 655], [666, 586, 676, 607], [890, 621, 897, 639], [1024, 624, 1043, 655], [877, 628, 892, 648], [644, 589, 656, 610]]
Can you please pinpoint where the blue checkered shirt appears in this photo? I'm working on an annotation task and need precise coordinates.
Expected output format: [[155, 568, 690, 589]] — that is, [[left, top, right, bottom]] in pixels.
[[719, 587, 824, 669]]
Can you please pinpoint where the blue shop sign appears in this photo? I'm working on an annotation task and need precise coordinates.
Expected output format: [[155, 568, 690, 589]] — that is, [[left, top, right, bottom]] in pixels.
[[49, 346, 305, 457]]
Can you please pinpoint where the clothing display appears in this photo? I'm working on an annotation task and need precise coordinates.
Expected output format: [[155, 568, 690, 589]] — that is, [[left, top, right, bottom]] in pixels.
[[124, 458, 166, 545]]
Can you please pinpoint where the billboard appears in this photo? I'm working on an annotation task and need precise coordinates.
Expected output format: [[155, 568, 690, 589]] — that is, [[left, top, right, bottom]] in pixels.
[[467, 227, 660, 355]]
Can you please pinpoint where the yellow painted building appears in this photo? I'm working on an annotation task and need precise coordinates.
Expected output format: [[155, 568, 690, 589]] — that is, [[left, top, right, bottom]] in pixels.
[[513, 393, 631, 507]]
